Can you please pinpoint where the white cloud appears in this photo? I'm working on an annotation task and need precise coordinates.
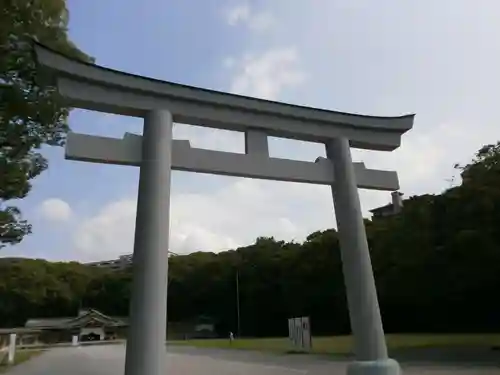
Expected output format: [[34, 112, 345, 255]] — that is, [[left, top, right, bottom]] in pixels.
[[73, 199, 136, 261], [38, 198, 72, 222], [222, 57, 236, 69], [225, 4, 250, 25], [228, 48, 306, 100], [224, 3, 276, 32], [72, 179, 337, 261], [173, 124, 243, 153], [353, 121, 481, 195]]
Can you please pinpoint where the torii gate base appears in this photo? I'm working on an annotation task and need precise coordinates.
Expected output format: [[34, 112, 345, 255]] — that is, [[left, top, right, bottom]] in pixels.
[[34, 43, 414, 375]]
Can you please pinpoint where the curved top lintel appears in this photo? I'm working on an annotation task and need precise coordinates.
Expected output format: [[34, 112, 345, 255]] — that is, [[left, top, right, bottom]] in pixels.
[[33, 42, 415, 151]]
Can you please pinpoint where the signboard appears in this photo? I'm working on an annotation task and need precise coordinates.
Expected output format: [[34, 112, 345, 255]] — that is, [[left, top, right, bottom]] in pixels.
[[288, 316, 312, 351]]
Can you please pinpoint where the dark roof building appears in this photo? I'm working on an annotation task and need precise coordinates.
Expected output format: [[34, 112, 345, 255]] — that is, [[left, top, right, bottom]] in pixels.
[[24, 309, 128, 330], [86, 251, 179, 271], [86, 254, 133, 270], [369, 191, 404, 219], [0, 309, 129, 345]]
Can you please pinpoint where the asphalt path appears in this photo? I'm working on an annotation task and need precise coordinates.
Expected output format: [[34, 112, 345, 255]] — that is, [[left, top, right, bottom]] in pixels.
[[5, 345, 500, 374]]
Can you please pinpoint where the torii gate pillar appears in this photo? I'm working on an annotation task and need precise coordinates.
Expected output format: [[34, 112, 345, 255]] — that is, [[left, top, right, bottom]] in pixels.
[[124, 110, 173, 375], [328, 139, 400, 375]]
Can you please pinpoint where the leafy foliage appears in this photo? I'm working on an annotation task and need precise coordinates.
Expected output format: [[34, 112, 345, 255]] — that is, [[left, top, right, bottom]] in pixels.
[[0, 0, 92, 248]]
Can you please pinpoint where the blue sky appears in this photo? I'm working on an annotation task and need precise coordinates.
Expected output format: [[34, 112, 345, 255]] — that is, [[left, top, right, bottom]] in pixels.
[[3, 0, 500, 261]]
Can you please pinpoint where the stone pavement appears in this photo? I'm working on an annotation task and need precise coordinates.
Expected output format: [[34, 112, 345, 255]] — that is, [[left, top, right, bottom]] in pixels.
[[5, 345, 499, 374]]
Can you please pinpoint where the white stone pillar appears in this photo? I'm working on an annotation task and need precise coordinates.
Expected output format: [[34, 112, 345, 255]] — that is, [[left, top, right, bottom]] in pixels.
[[326, 138, 400, 375], [8, 333, 16, 365], [124, 110, 173, 375]]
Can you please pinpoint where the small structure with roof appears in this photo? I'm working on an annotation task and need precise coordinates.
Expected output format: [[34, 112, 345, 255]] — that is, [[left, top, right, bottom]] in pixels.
[[369, 191, 404, 219], [0, 308, 128, 345]]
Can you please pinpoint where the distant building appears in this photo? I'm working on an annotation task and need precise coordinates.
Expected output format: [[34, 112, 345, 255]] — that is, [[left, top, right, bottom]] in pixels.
[[86, 254, 132, 271], [369, 191, 404, 219], [0, 308, 128, 345], [86, 251, 178, 271]]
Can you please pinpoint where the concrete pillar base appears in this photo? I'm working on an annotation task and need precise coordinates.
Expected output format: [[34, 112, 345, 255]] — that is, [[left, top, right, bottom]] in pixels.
[[347, 359, 401, 375]]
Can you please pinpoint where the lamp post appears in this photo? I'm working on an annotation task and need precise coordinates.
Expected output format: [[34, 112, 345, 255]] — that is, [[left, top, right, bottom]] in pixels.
[[236, 270, 241, 338]]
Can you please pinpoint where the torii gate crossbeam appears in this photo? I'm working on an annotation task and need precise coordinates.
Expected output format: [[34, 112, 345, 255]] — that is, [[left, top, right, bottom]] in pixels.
[[34, 42, 414, 375]]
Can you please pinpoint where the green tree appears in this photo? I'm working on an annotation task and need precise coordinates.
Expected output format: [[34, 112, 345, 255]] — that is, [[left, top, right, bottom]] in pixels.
[[457, 142, 500, 185], [0, 0, 92, 248]]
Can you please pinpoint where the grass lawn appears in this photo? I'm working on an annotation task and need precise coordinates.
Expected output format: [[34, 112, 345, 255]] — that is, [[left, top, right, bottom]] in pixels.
[[0, 350, 44, 373], [170, 334, 500, 355]]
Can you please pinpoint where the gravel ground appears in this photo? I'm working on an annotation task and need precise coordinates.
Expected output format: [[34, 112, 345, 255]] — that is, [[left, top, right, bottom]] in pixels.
[[4, 344, 499, 374]]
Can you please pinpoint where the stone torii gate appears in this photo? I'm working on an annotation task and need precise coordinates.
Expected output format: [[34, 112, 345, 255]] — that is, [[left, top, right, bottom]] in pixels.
[[34, 43, 414, 375]]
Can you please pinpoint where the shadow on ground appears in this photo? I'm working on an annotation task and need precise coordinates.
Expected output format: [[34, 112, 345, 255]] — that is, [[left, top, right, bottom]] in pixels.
[[310, 345, 500, 368], [389, 346, 500, 368], [170, 344, 500, 368]]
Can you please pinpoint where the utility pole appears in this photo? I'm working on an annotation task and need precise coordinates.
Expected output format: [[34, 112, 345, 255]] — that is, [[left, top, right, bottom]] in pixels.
[[236, 270, 241, 338]]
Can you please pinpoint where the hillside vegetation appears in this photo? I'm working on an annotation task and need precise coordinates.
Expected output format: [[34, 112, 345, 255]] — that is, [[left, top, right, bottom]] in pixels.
[[1, 142, 500, 337]]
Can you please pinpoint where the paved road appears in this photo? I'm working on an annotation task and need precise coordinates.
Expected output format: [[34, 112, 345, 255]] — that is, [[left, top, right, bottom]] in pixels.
[[5, 345, 500, 374]]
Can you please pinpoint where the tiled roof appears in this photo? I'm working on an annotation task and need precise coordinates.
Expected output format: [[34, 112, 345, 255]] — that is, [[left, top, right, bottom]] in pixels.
[[25, 309, 128, 329], [25, 317, 73, 329], [0, 327, 43, 334], [369, 203, 393, 213]]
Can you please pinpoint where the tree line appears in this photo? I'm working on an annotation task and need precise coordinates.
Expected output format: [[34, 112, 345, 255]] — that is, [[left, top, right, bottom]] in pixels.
[[1, 142, 500, 337]]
